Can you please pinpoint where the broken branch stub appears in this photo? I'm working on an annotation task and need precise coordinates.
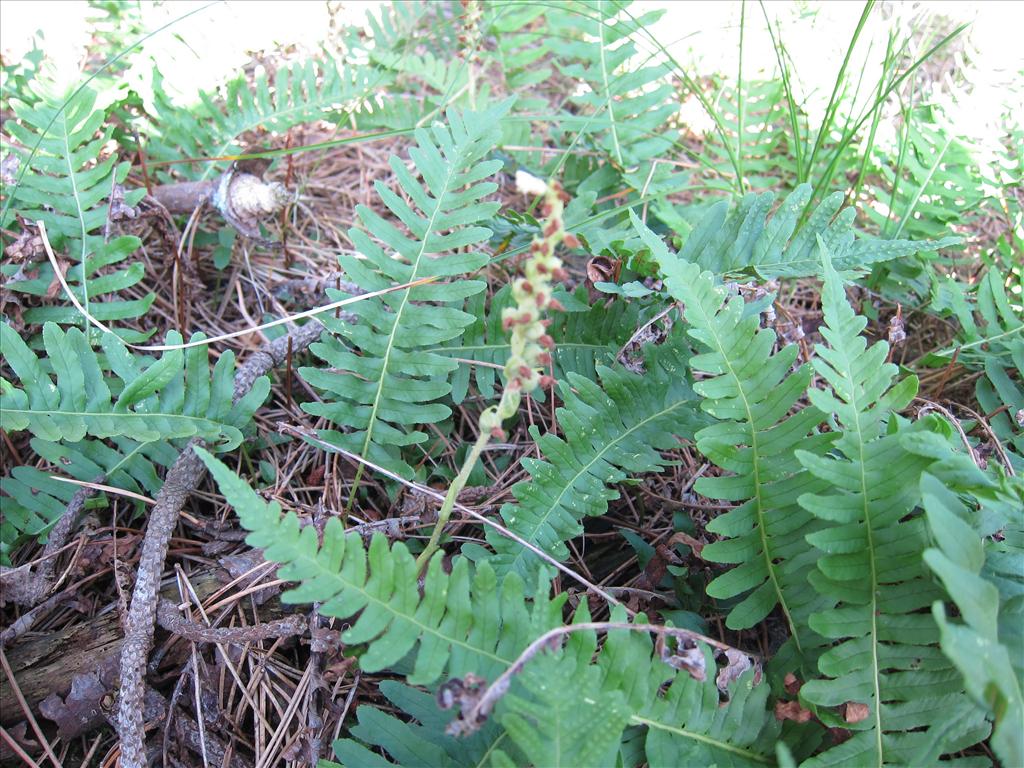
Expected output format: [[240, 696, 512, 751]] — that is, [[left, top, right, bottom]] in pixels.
[[150, 164, 289, 242]]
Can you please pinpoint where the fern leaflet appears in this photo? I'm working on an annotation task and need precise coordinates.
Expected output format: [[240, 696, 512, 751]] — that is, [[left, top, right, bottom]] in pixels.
[[300, 101, 512, 479], [196, 448, 564, 687], [921, 472, 1024, 768], [635, 213, 831, 660], [0, 323, 266, 560], [144, 58, 392, 181], [796, 246, 988, 767], [3, 80, 151, 332], [663, 183, 959, 279], [475, 341, 707, 586]]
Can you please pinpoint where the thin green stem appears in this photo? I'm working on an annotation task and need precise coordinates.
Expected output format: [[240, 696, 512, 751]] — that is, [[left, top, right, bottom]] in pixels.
[[736, 0, 746, 193], [416, 423, 493, 570], [761, 2, 803, 182], [805, 1, 875, 176], [852, 29, 897, 202]]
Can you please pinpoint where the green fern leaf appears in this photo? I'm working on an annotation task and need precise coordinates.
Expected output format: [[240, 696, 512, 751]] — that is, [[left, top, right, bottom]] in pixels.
[[496, 611, 782, 768], [639, 655, 781, 767], [3, 80, 151, 332], [496, 648, 632, 767], [335, 605, 783, 768], [866, 114, 986, 242], [333, 680, 514, 768], [144, 58, 393, 181], [796, 245, 988, 767], [300, 100, 513, 479], [929, 269, 1023, 469], [196, 446, 564, 687], [661, 184, 959, 279], [921, 473, 1023, 768], [556, 1, 674, 169], [478, 341, 707, 586], [701, 80, 796, 190], [0, 324, 261, 446], [0, 324, 265, 560], [634, 213, 831, 658]]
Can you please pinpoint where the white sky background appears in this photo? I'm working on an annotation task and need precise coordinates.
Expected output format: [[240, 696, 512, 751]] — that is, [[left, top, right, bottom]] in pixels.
[[2, 0, 1021, 153]]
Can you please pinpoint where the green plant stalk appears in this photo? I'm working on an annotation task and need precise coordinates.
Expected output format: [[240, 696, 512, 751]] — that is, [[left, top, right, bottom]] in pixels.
[[736, 0, 746, 193], [851, 29, 898, 202], [761, 2, 803, 182], [802, 21, 967, 220], [805, 0, 874, 179], [415, 407, 494, 570]]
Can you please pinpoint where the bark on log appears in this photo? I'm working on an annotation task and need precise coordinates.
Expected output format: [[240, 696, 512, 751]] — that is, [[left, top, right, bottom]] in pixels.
[[150, 181, 216, 214], [0, 564, 284, 726]]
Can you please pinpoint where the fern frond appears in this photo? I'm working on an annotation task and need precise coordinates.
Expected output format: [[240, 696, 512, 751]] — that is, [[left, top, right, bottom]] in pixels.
[[332, 680, 513, 768], [485, 4, 557, 111], [334, 607, 783, 768], [144, 58, 393, 181], [0, 324, 262, 446], [478, 341, 707, 586], [371, 49, 467, 103], [196, 448, 564, 687], [0, 435, 176, 562], [866, 114, 986, 241], [634, 214, 831, 658], [201, 448, 781, 767], [3, 81, 151, 331], [701, 80, 797, 191], [931, 269, 1024, 468], [921, 472, 1023, 768], [495, 612, 783, 767], [662, 183, 959, 279], [556, 1, 674, 170], [299, 101, 512, 479], [796, 246, 988, 767], [0, 323, 266, 560], [495, 644, 633, 767]]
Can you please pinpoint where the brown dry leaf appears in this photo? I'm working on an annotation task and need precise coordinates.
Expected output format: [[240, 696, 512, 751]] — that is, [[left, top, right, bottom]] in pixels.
[[784, 672, 802, 696], [45, 257, 72, 299], [656, 633, 706, 681], [841, 701, 871, 724], [715, 648, 754, 695], [775, 699, 813, 723], [639, 542, 679, 590], [668, 530, 705, 559], [4, 218, 44, 263], [586, 255, 620, 285]]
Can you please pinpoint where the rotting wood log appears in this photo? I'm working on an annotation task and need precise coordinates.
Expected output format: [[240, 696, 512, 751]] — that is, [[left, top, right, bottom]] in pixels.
[[0, 565, 286, 727]]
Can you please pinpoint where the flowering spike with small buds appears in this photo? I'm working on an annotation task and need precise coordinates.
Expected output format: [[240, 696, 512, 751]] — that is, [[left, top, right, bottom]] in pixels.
[[417, 180, 572, 569]]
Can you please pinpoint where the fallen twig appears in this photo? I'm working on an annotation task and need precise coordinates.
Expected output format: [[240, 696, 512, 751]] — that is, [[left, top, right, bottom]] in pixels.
[[156, 599, 306, 644], [443, 621, 757, 737], [115, 320, 325, 767]]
